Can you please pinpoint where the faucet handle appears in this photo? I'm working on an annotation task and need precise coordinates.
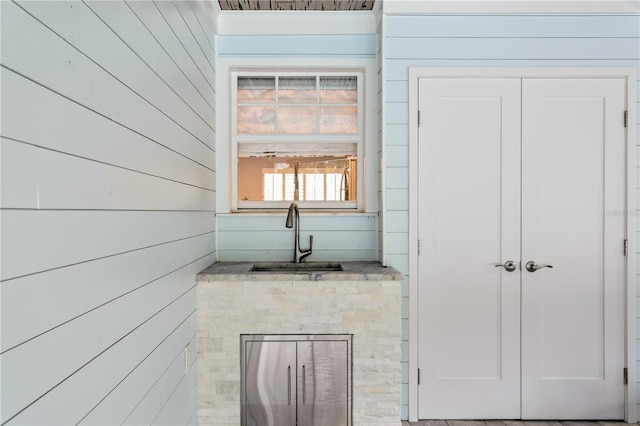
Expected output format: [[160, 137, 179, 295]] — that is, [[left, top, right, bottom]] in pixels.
[[299, 235, 313, 262]]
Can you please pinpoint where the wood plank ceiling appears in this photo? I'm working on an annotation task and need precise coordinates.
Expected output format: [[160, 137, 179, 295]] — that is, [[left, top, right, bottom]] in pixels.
[[218, 0, 375, 11]]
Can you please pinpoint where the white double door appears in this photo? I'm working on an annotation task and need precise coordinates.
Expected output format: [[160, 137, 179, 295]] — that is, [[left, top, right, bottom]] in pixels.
[[417, 77, 627, 419]]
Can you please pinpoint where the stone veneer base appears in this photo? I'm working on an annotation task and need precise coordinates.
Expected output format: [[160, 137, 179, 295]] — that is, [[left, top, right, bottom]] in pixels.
[[196, 262, 403, 426]]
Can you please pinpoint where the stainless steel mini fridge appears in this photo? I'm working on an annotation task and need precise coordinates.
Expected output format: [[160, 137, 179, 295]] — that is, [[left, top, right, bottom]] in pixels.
[[240, 334, 353, 426]]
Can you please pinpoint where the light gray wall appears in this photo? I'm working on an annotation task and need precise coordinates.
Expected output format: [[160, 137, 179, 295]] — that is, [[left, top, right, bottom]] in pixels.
[[381, 12, 640, 420], [0, 1, 216, 424]]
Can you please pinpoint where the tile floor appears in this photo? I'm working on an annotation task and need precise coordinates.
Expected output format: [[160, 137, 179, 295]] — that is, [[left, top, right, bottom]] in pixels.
[[403, 422, 626, 426]]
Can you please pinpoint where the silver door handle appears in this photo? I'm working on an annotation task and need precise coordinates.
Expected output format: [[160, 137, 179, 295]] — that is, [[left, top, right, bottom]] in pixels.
[[495, 261, 516, 272], [302, 365, 306, 405], [287, 365, 291, 405], [525, 261, 553, 272]]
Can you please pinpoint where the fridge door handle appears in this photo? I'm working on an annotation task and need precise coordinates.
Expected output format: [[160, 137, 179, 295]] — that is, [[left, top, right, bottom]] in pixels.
[[287, 365, 291, 405], [302, 365, 306, 405]]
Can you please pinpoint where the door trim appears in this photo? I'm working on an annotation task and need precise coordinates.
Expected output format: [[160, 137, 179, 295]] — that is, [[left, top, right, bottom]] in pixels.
[[407, 67, 638, 423]]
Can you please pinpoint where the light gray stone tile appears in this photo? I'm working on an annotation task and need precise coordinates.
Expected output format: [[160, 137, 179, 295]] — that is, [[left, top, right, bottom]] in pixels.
[[415, 422, 449, 426], [522, 422, 563, 426], [447, 421, 487, 426], [561, 423, 602, 426]]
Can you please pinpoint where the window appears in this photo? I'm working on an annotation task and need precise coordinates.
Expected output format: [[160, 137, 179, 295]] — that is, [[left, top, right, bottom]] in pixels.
[[233, 72, 362, 209]]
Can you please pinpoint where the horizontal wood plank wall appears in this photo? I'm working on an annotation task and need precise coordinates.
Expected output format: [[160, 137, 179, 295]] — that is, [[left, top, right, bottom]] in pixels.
[[0, 1, 216, 424], [218, 34, 376, 57], [216, 33, 378, 261], [382, 13, 640, 420], [217, 214, 377, 261]]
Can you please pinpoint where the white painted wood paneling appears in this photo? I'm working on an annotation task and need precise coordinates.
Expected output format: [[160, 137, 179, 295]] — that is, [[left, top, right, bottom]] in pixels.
[[173, 1, 216, 72], [385, 15, 640, 38], [127, 1, 216, 104], [216, 214, 377, 261], [154, 0, 215, 90], [123, 334, 197, 426], [1, 138, 214, 210], [218, 214, 376, 231], [1, 1, 214, 162], [77, 318, 197, 424], [15, 1, 214, 145], [383, 1, 639, 14], [1, 1, 216, 424], [385, 37, 639, 60], [217, 249, 376, 262], [218, 11, 376, 35], [219, 230, 374, 251], [1, 69, 214, 189], [1, 234, 213, 352], [2, 281, 199, 424], [218, 34, 376, 57], [151, 346, 197, 425], [386, 59, 640, 81], [2, 210, 213, 281], [85, 1, 215, 117]]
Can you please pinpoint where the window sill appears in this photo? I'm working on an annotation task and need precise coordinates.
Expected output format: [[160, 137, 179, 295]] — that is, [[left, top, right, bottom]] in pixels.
[[218, 211, 377, 217]]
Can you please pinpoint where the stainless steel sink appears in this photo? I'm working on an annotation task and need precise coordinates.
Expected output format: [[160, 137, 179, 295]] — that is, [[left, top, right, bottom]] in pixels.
[[250, 262, 343, 272]]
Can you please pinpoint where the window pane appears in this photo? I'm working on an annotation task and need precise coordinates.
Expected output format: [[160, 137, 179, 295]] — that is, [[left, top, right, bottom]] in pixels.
[[278, 106, 317, 134], [305, 174, 325, 201], [237, 106, 276, 134], [238, 77, 275, 103], [284, 173, 296, 200], [320, 77, 357, 104], [238, 155, 357, 202], [320, 106, 357, 134], [325, 173, 342, 201], [279, 77, 316, 104], [263, 173, 283, 201]]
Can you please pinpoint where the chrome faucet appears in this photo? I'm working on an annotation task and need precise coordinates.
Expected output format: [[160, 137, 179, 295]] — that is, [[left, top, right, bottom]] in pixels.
[[285, 202, 313, 263]]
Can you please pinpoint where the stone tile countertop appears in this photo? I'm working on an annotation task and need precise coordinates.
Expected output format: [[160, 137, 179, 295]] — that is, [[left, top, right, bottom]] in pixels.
[[197, 261, 403, 281]]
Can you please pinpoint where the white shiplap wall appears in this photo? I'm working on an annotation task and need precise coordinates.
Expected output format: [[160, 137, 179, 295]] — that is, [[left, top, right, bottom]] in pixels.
[[215, 32, 379, 262], [0, 1, 216, 424], [382, 12, 640, 420]]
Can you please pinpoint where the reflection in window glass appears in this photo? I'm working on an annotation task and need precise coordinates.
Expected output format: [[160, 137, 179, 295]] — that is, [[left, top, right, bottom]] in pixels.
[[325, 174, 342, 200], [320, 106, 357, 134], [238, 155, 357, 202], [237, 77, 275, 103], [279, 77, 316, 104], [237, 106, 276, 134], [234, 73, 361, 207], [320, 77, 357, 104], [236, 75, 358, 135], [278, 106, 317, 134], [263, 173, 283, 201]]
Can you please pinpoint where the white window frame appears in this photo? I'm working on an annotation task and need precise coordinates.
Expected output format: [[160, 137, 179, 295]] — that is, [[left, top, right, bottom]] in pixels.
[[218, 55, 381, 216], [214, 56, 380, 216], [232, 70, 363, 210]]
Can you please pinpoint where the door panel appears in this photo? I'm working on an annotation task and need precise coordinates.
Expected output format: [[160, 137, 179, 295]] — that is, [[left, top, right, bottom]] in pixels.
[[417, 76, 626, 420], [245, 341, 297, 426], [417, 78, 522, 418], [521, 78, 626, 419], [297, 341, 349, 426]]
